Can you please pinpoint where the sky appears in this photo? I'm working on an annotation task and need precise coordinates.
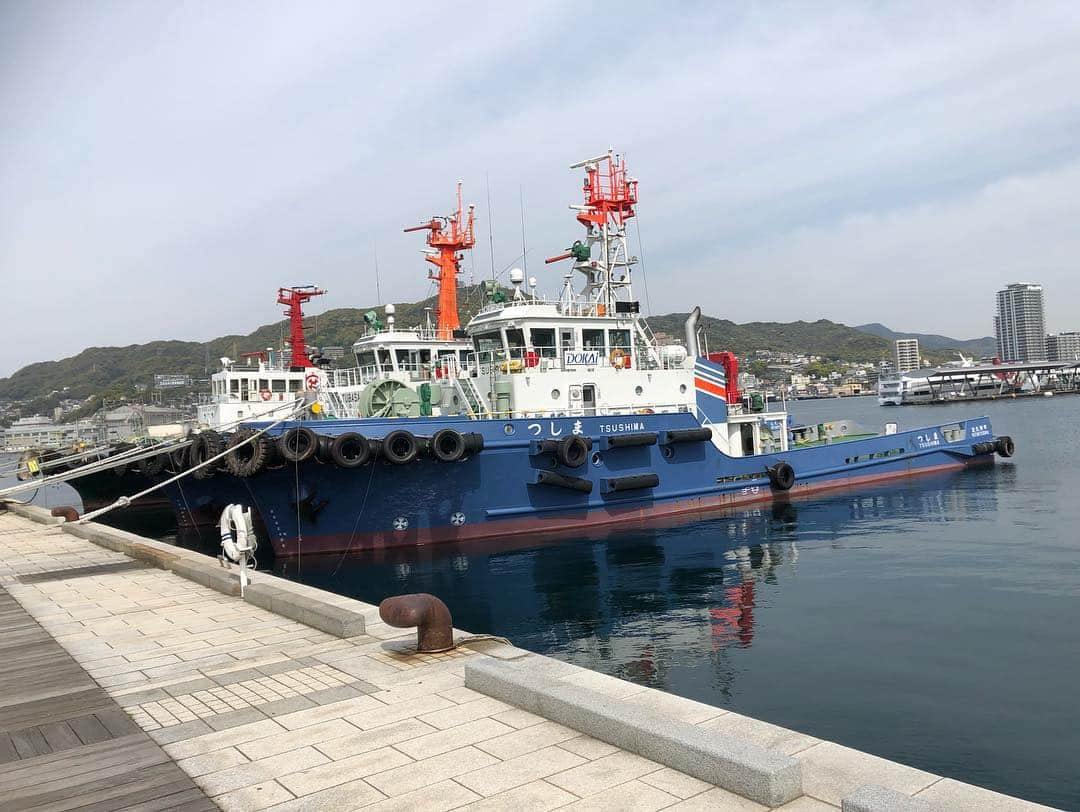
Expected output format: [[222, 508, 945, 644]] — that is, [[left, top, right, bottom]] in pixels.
[[2, 1, 1079, 377]]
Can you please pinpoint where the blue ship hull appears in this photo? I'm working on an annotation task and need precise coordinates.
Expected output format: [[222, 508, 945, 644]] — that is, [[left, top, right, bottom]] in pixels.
[[172, 411, 1001, 557]]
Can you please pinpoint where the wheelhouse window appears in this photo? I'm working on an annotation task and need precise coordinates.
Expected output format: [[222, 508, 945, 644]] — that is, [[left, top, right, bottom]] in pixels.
[[473, 331, 503, 359], [357, 350, 376, 369], [377, 349, 392, 371], [506, 328, 526, 358], [608, 329, 631, 357], [582, 329, 606, 352], [230, 379, 240, 394], [530, 328, 557, 358], [289, 379, 302, 392], [395, 349, 410, 370], [271, 378, 287, 393], [258, 379, 269, 391]]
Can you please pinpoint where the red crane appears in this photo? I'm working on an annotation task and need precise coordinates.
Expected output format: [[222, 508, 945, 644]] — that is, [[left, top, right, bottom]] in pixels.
[[404, 183, 476, 339], [277, 285, 326, 369]]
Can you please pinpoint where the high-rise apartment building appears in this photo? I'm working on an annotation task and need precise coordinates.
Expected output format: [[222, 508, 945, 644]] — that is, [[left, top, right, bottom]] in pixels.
[[1046, 332, 1080, 362], [894, 339, 921, 372], [994, 283, 1046, 362]]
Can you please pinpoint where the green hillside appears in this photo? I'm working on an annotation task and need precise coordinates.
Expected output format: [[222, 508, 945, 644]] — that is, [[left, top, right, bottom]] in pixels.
[[3, 289, 973, 409]]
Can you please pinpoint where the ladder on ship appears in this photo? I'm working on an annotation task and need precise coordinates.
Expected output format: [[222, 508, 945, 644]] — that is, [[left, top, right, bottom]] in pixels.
[[453, 375, 492, 419], [634, 317, 662, 367]]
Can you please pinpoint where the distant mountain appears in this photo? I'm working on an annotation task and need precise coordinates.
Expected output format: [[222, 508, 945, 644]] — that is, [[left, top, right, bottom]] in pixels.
[[648, 315, 892, 362], [0, 287, 489, 404], [4, 289, 983, 409], [854, 323, 997, 359]]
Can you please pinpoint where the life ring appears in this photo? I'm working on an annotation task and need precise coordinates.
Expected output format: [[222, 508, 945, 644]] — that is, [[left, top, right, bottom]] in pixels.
[[259, 389, 272, 401], [329, 432, 372, 468], [556, 435, 590, 468], [767, 461, 795, 491], [382, 429, 419, 465], [610, 348, 628, 369], [305, 373, 320, 391], [278, 426, 318, 463], [430, 428, 466, 463]]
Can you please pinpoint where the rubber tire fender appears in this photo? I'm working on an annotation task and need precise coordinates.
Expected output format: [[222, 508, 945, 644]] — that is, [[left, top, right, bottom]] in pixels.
[[382, 429, 419, 465], [225, 428, 270, 477], [329, 432, 372, 468], [768, 460, 795, 491], [430, 428, 466, 463], [137, 451, 167, 477], [556, 435, 590, 469], [278, 426, 318, 463], [995, 435, 1015, 458], [190, 430, 223, 479]]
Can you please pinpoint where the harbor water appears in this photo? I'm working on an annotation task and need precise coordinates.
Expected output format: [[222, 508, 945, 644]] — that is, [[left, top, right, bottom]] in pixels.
[[264, 395, 1079, 809]]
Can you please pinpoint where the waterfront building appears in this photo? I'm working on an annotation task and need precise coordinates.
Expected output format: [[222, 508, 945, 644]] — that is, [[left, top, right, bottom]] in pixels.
[[894, 339, 921, 373], [1, 416, 101, 451], [995, 283, 1046, 362], [1046, 332, 1080, 362]]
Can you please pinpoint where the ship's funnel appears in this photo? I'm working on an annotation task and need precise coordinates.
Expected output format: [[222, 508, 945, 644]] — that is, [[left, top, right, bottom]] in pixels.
[[685, 306, 701, 358]]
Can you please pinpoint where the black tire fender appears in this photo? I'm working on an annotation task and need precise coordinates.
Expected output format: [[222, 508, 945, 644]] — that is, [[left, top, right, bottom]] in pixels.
[[329, 432, 372, 468], [190, 430, 223, 479], [995, 435, 1015, 458], [430, 429, 466, 463], [278, 426, 318, 463], [225, 428, 270, 477], [768, 460, 795, 491], [556, 435, 590, 469], [382, 429, 419, 465]]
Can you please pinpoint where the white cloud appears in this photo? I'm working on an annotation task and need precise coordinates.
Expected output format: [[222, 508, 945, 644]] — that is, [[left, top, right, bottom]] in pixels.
[[2, 2, 1080, 374]]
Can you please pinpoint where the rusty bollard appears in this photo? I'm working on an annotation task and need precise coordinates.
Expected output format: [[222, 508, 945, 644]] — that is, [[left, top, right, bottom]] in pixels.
[[51, 506, 80, 522], [379, 593, 455, 653]]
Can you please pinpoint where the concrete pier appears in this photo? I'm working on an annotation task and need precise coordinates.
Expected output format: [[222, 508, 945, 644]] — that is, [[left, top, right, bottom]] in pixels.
[[0, 505, 1056, 811]]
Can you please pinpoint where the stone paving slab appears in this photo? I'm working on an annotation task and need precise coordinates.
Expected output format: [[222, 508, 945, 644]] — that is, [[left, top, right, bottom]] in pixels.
[[0, 509, 1059, 811]]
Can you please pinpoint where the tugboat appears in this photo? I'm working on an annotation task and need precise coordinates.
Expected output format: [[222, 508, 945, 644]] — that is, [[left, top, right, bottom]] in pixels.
[[205, 150, 1014, 557]]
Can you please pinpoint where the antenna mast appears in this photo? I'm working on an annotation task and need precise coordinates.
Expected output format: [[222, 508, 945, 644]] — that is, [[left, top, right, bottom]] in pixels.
[[404, 183, 476, 339], [277, 285, 326, 369], [546, 149, 638, 313]]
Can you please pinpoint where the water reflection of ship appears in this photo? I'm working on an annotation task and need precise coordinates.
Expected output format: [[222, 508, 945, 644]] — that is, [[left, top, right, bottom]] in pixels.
[[270, 466, 1004, 698]]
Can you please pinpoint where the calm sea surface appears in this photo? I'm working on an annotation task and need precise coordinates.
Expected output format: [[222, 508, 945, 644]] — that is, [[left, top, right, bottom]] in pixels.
[[101, 395, 1078, 808]]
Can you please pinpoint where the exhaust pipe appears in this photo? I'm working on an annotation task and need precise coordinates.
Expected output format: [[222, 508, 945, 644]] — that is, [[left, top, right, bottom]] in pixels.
[[379, 593, 455, 653], [684, 306, 701, 358]]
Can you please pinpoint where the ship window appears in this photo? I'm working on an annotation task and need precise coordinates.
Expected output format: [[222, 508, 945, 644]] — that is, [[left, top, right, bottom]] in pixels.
[[609, 329, 631, 356], [582, 329, 605, 352], [474, 331, 503, 358], [289, 380, 301, 392], [259, 379, 269, 391], [357, 351, 376, 368], [506, 328, 526, 355], [417, 349, 431, 365], [377, 349, 392, 371], [272, 379, 287, 392], [230, 379, 240, 393], [530, 328, 557, 358]]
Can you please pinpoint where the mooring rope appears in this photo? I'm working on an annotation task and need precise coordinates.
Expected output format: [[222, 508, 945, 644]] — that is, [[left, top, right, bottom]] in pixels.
[[0, 403, 307, 500], [76, 401, 307, 523]]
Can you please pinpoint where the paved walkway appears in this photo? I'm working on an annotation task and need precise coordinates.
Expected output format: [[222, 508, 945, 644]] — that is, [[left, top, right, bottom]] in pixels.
[[0, 511, 1055, 811]]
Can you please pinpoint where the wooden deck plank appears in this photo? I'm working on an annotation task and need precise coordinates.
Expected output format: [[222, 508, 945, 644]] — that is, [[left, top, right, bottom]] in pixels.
[[0, 587, 213, 811]]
